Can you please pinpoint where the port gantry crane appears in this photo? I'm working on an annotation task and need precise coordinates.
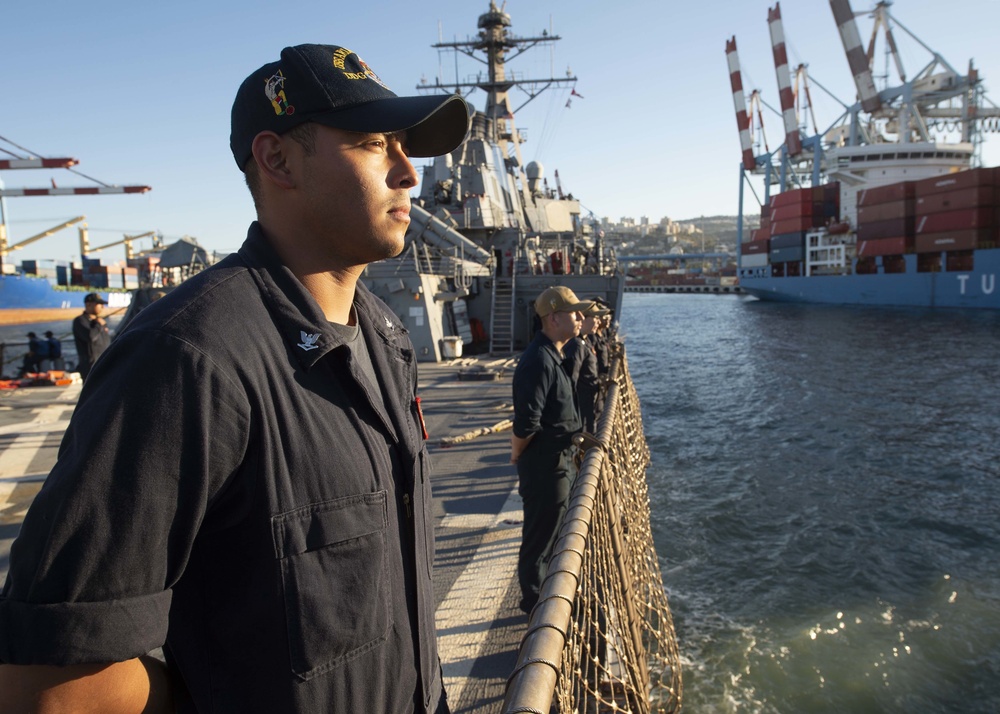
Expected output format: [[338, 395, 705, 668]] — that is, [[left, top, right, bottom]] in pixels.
[[727, 0, 1000, 241], [0, 144, 151, 269], [79, 228, 162, 262]]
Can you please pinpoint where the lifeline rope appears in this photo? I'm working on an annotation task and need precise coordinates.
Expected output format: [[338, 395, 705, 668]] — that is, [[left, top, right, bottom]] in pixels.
[[503, 345, 683, 713], [438, 418, 513, 447]]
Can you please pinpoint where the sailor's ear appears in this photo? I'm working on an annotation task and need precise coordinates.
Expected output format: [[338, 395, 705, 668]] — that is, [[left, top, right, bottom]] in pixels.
[[251, 131, 295, 190]]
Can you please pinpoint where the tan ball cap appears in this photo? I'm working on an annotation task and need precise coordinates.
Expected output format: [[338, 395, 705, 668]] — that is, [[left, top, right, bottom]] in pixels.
[[534, 286, 595, 317]]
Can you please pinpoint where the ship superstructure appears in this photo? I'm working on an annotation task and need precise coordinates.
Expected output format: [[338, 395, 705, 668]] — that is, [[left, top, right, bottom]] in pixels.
[[728, 0, 1000, 308], [362, 2, 623, 360]]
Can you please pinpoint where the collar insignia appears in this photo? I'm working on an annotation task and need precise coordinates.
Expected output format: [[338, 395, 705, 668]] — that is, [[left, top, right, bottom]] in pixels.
[[297, 331, 321, 351]]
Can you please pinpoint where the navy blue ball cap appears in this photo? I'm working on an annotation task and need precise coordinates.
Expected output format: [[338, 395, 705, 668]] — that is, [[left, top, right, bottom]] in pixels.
[[230, 44, 470, 170]]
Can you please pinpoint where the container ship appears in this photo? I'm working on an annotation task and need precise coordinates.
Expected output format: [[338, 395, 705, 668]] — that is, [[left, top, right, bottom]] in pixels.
[[0, 272, 129, 325], [728, 0, 1000, 309], [0, 237, 149, 325], [0, 248, 143, 325]]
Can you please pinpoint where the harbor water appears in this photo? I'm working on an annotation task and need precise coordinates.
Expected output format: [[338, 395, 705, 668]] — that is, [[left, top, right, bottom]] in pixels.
[[621, 293, 1000, 713]]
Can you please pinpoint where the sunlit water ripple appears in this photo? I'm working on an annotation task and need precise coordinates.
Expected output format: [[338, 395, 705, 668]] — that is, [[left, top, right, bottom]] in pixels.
[[620, 293, 1000, 713]]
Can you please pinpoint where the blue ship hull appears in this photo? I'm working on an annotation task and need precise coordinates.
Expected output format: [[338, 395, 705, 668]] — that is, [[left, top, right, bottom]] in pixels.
[[740, 248, 1000, 309], [0, 275, 127, 310]]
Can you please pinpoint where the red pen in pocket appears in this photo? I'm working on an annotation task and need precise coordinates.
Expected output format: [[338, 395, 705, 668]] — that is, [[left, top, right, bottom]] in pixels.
[[414, 396, 429, 440]]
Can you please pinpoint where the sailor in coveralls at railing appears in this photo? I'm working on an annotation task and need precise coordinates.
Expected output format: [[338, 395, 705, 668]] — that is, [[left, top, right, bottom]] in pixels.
[[510, 285, 593, 614], [0, 43, 470, 714]]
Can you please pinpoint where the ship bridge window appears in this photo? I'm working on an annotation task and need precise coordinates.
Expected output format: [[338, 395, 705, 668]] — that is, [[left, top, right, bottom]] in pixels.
[[922, 152, 935, 158], [881, 153, 895, 160], [898, 152, 909, 159]]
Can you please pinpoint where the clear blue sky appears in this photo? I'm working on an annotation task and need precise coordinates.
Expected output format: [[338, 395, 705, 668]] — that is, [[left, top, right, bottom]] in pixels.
[[2, 0, 998, 261]]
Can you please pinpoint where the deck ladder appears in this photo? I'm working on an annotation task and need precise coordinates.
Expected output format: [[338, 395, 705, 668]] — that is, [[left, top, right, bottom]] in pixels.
[[490, 274, 515, 355]]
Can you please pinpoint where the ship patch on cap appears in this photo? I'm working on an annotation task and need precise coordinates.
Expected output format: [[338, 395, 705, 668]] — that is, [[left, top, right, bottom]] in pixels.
[[265, 70, 294, 116]]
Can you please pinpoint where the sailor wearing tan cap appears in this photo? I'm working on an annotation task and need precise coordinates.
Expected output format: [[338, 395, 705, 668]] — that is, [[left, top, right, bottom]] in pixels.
[[510, 285, 593, 614], [564, 300, 610, 434]]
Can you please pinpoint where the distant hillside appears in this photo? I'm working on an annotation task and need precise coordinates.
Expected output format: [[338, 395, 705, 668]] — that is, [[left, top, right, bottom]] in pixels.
[[681, 214, 761, 251], [609, 214, 760, 255]]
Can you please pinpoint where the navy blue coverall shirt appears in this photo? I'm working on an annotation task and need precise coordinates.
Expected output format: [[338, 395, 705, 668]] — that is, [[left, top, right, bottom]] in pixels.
[[511, 330, 582, 608], [0, 223, 444, 713]]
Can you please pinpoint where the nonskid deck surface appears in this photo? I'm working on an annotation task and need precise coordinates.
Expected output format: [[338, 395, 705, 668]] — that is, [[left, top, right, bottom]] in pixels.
[[0, 360, 527, 713], [0, 382, 80, 580]]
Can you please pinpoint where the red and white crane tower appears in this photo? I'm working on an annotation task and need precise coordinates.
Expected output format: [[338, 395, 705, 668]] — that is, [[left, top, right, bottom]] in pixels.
[[767, 3, 802, 157], [728, 0, 1000, 245], [829, 0, 882, 114], [726, 37, 758, 172]]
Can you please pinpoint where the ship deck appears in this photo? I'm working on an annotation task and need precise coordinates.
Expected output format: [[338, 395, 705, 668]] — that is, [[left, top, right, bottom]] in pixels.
[[0, 359, 528, 713]]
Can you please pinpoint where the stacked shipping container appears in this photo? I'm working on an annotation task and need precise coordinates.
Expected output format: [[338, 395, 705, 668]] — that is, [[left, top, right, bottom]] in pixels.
[[741, 183, 840, 271], [855, 181, 915, 270], [20, 259, 68, 285], [127, 255, 160, 285], [854, 167, 998, 273], [17, 256, 140, 290], [914, 168, 997, 272], [87, 264, 139, 289]]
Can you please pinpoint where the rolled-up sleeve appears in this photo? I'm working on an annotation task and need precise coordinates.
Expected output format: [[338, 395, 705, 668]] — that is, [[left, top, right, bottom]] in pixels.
[[0, 328, 250, 665]]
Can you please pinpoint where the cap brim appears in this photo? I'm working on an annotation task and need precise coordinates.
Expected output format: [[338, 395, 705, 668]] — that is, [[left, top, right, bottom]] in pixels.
[[311, 94, 470, 157], [561, 300, 595, 313]]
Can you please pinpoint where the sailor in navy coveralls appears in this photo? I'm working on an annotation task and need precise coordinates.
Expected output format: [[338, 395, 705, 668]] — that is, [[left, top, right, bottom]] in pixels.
[[510, 286, 593, 614], [0, 44, 469, 714]]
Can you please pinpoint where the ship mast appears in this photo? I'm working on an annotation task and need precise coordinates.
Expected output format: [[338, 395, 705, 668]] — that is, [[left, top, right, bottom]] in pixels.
[[424, 1, 577, 179]]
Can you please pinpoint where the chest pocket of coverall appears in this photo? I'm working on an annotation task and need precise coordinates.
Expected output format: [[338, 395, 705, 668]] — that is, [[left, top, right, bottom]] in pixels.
[[271, 490, 390, 680]]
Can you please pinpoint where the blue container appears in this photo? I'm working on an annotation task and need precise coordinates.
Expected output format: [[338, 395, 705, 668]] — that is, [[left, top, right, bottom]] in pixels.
[[21, 260, 56, 274], [770, 232, 805, 250], [87, 272, 109, 288], [770, 245, 805, 263]]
